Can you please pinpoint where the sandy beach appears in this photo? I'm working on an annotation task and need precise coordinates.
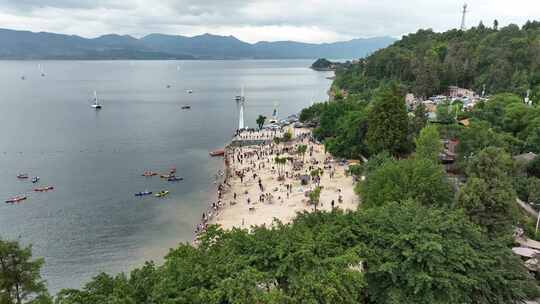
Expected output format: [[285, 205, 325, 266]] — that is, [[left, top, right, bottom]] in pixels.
[[199, 127, 359, 232]]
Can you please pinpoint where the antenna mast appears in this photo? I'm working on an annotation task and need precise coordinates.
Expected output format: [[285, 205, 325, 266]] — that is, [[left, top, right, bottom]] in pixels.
[[460, 3, 468, 31]]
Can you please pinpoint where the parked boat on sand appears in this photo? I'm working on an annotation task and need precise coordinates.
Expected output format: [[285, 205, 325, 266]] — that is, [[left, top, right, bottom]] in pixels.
[[209, 149, 225, 157]]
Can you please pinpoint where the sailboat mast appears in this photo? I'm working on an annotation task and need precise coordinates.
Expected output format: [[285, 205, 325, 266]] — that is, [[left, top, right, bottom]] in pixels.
[[273, 102, 279, 121]]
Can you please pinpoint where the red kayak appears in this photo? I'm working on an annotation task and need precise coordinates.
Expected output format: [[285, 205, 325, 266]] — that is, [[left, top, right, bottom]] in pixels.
[[6, 196, 27, 203], [34, 186, 54, 192]]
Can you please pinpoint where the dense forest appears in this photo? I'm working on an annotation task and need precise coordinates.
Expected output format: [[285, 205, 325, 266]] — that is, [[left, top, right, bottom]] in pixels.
[[3, 23, 540, 304], [333, 21, 540, 100]]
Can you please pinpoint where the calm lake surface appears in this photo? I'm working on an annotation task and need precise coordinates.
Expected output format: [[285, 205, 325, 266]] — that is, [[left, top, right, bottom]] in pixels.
[[0, 60, 332, 292]]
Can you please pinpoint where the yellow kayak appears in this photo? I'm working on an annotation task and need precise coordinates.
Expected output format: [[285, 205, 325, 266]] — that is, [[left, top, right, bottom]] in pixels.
[[155, 190, 169, 198]]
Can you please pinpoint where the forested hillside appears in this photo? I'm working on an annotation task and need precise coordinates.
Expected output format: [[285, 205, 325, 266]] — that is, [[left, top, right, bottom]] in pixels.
[[334, 21, 540, 99]]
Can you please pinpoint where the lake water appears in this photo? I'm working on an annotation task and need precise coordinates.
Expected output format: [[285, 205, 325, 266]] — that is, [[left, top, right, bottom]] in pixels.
[[0, 60, 332, 292]]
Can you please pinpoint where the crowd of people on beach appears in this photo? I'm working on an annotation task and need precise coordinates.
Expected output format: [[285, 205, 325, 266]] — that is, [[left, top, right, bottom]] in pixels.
[[194, 126, 351, 237], [194, 170, 229, 235]]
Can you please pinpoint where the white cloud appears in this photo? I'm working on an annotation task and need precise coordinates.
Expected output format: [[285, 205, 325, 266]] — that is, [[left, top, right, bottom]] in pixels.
[[0, 0, 538, 43]]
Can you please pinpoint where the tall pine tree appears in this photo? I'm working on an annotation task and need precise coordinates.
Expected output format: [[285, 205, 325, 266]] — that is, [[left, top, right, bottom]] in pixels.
[[366, 84, 410, 156]]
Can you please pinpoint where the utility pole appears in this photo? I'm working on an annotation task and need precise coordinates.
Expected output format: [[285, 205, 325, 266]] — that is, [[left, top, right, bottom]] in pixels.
[[460, 3, 468, 31]]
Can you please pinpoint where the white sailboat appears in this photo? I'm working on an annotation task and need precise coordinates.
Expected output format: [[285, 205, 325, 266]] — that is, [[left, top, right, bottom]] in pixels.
[[38, 64, 45, 77], [269, 102, 279, 124], [91, 91, 102, 109]]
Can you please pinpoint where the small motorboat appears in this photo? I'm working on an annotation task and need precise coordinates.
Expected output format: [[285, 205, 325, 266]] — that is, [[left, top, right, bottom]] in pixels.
[[142, 171, 157, 177], [160, 174, 174, 179], [186, 89, 193, 94], [34, 186, 54, 192], [155, 190, 169, 197], [167, 176, 183, 182], [17, 173, 29, 179], [135, 190, 152, 197], [209, 149, 225, 157], [6, 196, 27, 203], [181, 105, 191, 110], [31, 176, 40, 183]]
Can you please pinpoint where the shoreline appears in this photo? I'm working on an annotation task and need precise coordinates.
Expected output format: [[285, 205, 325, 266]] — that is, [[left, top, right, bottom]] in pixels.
[[195, 127, 359, 235]]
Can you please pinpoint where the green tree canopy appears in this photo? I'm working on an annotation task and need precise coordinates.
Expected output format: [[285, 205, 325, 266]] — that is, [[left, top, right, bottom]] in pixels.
[[411, 103, 428, 135], [472, 93, 523, 131], [356, 201, 538, 304], [415, 125, 442, 162], [54, 204, 540, 304], [456, 120, 509, 163], [0, 239, 50, 304], [359, 157, 453, 208], [296, 144, 307, 161], [366, 85, 410, 156], [334, 24, 540, 98], [465, 146, 515, 180], [324, 110, 369, 159], [256, 115, 267, 130], [457, 147, 519, 236], [308, 186, 322, 211], [436, 102, 456, 124]]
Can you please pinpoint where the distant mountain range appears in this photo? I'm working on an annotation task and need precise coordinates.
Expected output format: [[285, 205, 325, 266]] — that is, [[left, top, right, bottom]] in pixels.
[[0, 28, 396, 60]]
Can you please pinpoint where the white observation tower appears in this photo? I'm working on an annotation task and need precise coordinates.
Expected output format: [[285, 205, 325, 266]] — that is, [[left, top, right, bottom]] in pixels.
[[237, 86, 246, 130], [460, 3, 468, 31]]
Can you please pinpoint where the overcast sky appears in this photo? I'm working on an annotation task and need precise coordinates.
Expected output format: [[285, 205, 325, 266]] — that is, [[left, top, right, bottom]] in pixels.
[[0, 0, 538, 43]]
